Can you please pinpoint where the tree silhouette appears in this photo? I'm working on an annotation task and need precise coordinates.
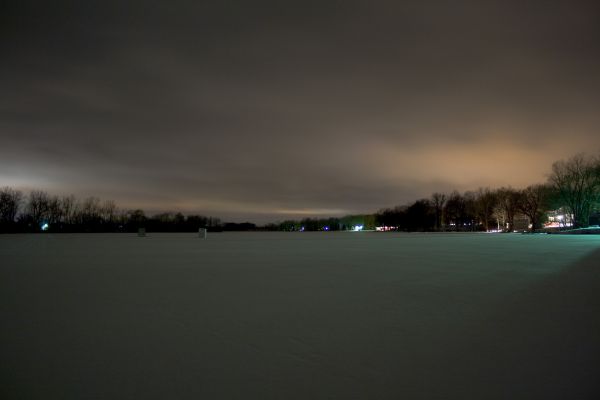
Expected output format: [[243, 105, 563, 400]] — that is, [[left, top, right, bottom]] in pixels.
[[26, 190, 50, 228], [475, 188, 497, 232], [518, 185, 551, 232], [0, 187, 23, 231], [493, 187, 521, 232], [549, 154, 600, 228], [431, 192, 446, 231]]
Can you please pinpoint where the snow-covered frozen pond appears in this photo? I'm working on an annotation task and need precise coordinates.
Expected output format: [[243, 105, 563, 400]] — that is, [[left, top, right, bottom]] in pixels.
[[1, 232, 599, 399]]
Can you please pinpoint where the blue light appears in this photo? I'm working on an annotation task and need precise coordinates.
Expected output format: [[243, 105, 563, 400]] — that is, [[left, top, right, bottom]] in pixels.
[[323, 226, 329, 231]]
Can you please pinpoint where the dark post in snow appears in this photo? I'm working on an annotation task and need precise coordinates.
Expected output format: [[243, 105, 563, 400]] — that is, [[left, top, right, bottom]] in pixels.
[[199, 228, 207, 239]]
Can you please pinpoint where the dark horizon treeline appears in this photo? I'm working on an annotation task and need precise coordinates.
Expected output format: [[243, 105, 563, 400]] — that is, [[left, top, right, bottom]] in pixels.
[[0, 190, 238, 233], [271, 153, 600, 232], [374, 186, 553, 233], [263, 214, 377, 232], [267, 186, 558, 233], [1, 153, 599, 233]]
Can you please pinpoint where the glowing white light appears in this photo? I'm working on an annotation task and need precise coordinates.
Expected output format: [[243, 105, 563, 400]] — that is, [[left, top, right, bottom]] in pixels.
[[41, 223, 49, 231], [353, 225, 363, 231]]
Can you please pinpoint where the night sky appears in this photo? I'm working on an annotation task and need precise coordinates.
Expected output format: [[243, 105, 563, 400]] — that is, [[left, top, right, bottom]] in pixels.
[[2, 1, 599, 222]]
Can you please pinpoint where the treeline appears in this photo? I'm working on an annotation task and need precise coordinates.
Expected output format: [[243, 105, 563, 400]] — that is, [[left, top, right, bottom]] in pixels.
[[264, 214, 377, 232], [268, 153, 600, 232], [265, 187, 554, 233], [0, 190, 237, 233], [376, 153, 600, 232], [375, 186, 555, 232], [2, 153, 599, 233]]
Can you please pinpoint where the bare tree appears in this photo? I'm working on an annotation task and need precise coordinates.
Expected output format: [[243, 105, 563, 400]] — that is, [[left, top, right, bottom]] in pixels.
[[549, 153, 600, 228], [493, 187, 521, 232], [101, 200, 118, 224], [443, 191, 477, 231], [518, 184, 550, 232], [0, 187, 23, 224], [60, 195, 77, 224], [79, 197, 102, 224], [463, 191, 478, 231], [431, 192, 446, 231], [475, 187, 497, 231], [444, 191, 465, 230], [47, 196, 63, 225], [27, 190, 51, 226]]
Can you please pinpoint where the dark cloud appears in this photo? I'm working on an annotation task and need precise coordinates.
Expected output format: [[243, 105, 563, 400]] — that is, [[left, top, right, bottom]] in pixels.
[[2, 1, 600, 221]]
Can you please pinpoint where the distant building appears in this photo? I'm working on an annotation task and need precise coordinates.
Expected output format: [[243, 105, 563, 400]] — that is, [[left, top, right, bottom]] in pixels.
[[544, 208, 574, 229]]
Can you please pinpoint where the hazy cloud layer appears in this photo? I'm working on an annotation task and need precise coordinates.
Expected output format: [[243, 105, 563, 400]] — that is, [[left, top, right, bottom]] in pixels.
[[2, 1, 600, 221]]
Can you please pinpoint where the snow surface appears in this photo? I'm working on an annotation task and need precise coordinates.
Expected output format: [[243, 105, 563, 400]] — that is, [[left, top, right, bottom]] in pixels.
[[1, 232, 599, 399]]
